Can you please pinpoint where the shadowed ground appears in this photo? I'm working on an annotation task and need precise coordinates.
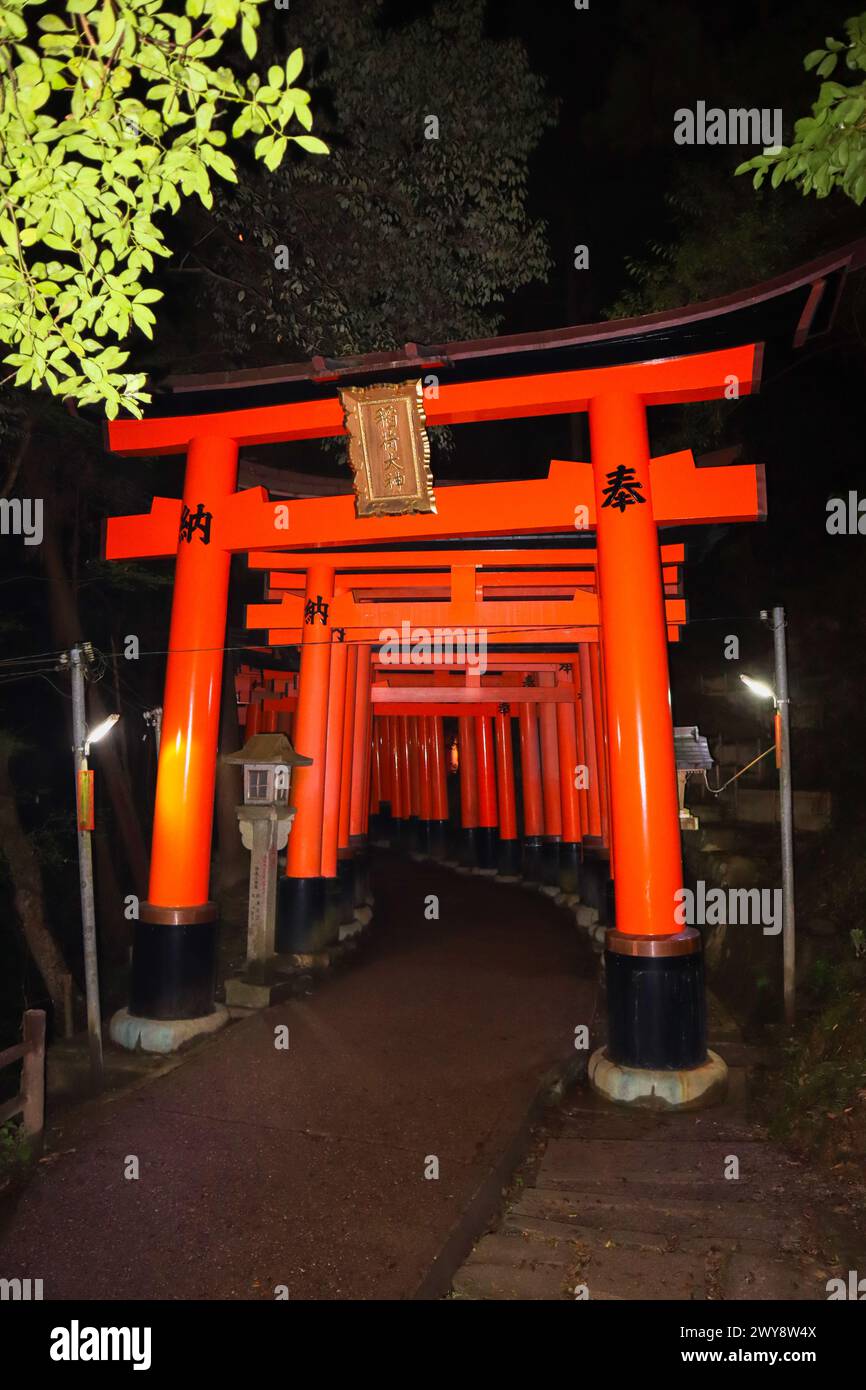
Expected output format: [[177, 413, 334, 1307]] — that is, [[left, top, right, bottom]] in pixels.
[[0, 851, 597, 1300]]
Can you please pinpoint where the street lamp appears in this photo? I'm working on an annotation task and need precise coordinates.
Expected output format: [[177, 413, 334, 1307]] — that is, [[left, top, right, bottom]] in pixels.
[[739, 604, 795, 1025], [70, 646, 120, 1089]]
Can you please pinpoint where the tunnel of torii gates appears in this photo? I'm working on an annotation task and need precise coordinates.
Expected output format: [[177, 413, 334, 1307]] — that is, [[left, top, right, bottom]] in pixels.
[[100, 239, 863, 1099]]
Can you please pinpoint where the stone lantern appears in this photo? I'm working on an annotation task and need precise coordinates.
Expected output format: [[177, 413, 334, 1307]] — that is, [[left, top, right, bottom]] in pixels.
[[222, 733, 312, 1006]]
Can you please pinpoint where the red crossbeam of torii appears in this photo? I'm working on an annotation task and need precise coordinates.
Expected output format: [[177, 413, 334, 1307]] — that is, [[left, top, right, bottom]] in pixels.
[[105, 452, 761, 560]]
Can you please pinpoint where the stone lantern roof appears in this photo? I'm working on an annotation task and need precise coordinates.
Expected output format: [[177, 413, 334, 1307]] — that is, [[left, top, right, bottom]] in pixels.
[[223, 733, 312, 767]]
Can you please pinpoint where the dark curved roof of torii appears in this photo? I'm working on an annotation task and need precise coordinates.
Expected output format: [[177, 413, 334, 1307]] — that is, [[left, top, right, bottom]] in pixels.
[[151, 237, 866, 417]]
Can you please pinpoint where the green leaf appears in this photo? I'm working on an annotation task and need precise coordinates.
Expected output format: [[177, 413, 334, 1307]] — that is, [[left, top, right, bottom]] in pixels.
[[285, 48, 304, 86], [264, 136, 287, 171], [804, 49, 827, 71], [241, 18, 257, 59], [292, 135, 330, 155], [131, 304, 155, 338], [204, 149, 237, 181], [97, 0, 116, 45]]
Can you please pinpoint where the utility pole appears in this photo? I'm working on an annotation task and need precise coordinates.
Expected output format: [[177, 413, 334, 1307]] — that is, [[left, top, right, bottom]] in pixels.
[[69, 644, 104, 1089], [769, 607, 796, 1025]]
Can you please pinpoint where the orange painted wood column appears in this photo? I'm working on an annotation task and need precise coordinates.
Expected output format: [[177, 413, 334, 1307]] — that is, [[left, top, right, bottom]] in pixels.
[[133, 433, 238, 1021], [418, 717, 434, 822], [589, 390, 682, 936], [350, 645, 373, 842], [494, 706, 520, 878], [378, 714, 391, 810], [572, 658, 589, 840], [334, 642, 358, 921], [458, 716, 478, 827], [428, 714, 449, 859], [518, 697, 544, 880], [285, 564, 334, 880], [538, 670, 562, 838], [320, 636, 348, 880], [588, 642, 610, 851], [538, 669, 562, 883], [494, 710, 517, 840], [458, 714, 479, 866], [475, 712, 498, 871], [578, 644, 603, 841], [397, 714, 412, 843], [556, 669, 582, 893], [408, 715, 422, 820], [430, 717, 448, 820], [518, 700, 543, 837], [475, 715, 498, 828], [369, 719, 381, 816], [388, 715, 403, 821], [556, 683, 581, 845], [338, 644, 358, 856], [147, 435, 238, 911], [597, 633, 615, 880]]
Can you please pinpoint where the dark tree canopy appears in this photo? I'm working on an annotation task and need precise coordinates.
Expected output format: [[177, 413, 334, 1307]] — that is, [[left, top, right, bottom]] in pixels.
[[160, 0, 556, 371]]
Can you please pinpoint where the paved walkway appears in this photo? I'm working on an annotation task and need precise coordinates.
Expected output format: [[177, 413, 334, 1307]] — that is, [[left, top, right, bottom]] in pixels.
[[0, 853, 596, 1300], [453, 1041, 866, 1301]]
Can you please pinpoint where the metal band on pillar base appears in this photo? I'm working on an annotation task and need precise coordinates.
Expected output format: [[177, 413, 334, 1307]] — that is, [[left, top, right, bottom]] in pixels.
[[558, 841, 581, 895], [579, 854, 609, 919], [539, 834, 561, 892], [411, 820, 433, 860], [110, 902, 229, 1054], [474, 825, 498, 874], [496, 837, 521, 880], [521, 835, 543, 882], [378, 799, 392, 828], [404, 814, 421, 855], [337, 852, 356, 926], [427, 819, 450, 861], [349, 834, 373, 908], [371, 800, 391, 845], [458, 826, 479, 869], [277, 876, 328, 954], [323, 877, 343, 941], [589, 929, 728, 1110]]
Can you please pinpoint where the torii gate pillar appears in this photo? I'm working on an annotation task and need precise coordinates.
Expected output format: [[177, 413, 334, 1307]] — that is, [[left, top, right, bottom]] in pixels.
[[587, 391, 726, 1106], [111, 435, 238, 1051]]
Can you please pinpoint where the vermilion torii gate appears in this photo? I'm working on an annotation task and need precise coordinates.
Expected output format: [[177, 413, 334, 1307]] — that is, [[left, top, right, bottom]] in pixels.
[[104, 337, 766, 1101], [247, 541, 688, 894]]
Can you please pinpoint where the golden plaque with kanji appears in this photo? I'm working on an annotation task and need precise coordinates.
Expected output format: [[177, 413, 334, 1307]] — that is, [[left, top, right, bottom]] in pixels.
[[338, 379, 436, 517]]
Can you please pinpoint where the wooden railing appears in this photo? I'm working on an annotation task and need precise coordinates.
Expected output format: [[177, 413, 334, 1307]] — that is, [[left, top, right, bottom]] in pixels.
[[0, 1010, 46, 1141]]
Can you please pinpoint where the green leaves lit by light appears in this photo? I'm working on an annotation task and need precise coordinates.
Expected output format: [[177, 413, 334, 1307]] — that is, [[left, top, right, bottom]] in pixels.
[[735, 11, 866, 208], [0, 2, 329, 416]]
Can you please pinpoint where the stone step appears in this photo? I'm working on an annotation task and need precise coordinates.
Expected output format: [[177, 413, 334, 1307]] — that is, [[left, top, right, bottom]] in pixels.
[[511, 1187, 805, 1246]]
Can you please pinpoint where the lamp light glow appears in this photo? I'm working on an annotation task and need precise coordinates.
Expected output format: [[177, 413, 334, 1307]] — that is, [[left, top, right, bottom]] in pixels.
[[86, 713, 120, 747], [739, 674, 776, 702]]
